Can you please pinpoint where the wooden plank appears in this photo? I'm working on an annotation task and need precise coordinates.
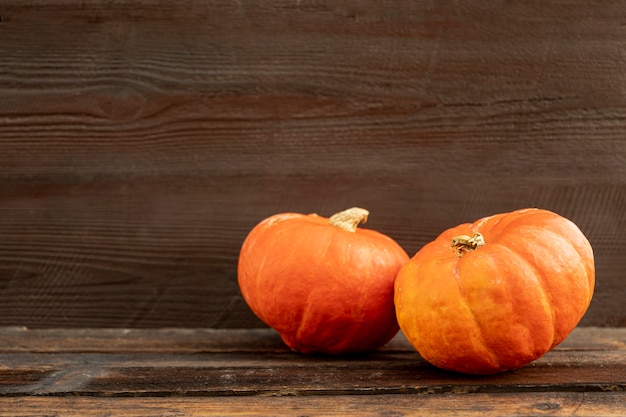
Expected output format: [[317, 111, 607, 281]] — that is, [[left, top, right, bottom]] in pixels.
[[0, 327, 287, 353], [2, 353, 624, 397], [0, 1, 625, 328], [0, 326, 624, 354], [2, 393, 626, 417]]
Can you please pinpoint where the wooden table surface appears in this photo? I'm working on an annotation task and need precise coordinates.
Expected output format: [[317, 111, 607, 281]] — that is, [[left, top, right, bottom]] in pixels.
[[1, 326, 624, 416]]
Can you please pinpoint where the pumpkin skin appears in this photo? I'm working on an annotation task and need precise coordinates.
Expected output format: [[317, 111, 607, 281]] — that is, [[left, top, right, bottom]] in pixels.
[[238, 208, 409, 354], [394, 208, 595, 375]]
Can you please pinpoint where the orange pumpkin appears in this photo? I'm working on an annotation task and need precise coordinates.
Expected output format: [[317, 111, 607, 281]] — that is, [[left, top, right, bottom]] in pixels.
[[394, 208, 595, 374], [238, 207, 409, 354]]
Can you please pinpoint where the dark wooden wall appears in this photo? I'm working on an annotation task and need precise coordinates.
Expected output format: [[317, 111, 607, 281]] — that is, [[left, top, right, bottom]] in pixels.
[[1, 1, 624, 329]]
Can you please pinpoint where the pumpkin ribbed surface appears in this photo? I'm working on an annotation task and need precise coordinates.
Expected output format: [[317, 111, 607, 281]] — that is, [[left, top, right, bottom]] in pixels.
[[238, 209, 409, 354], [394, 208, 595, 374]]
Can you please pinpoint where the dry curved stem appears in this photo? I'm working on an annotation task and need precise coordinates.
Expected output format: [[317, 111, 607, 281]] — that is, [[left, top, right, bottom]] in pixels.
[[328, 207, 369, 233], [451, 232, 485, 257]]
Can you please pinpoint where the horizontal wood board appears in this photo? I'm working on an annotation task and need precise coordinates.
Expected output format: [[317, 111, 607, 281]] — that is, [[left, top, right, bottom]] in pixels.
[[2, 394, 626, 417], [0, 327, 625, 416], [0, 1, 625, 328]]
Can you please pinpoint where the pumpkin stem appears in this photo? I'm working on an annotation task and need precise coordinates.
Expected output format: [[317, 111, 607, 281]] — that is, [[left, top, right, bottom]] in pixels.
[[451, 232, 485, 257], [328, 207, 369, 233]]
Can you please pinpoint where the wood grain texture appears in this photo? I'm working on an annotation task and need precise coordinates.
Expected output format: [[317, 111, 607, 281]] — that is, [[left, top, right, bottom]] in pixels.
[[0, 1, 625, 328], [2, 394, 626, 417], [0, 327, 624, 416]]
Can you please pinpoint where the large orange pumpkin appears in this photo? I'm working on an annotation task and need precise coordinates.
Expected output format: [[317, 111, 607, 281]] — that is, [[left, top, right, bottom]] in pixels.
[[395, 208, 595, 374], [238, 207, 409, 354]]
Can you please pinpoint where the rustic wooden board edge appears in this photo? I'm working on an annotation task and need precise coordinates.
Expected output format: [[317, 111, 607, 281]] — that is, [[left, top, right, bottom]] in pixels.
[[1, 326, 624, 354], [1, 392, 626, 417]]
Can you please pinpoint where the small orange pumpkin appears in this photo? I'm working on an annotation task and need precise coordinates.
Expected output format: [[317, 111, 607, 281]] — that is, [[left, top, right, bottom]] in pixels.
[[238, 207, 409, 354], [395, 208, 595, 374]]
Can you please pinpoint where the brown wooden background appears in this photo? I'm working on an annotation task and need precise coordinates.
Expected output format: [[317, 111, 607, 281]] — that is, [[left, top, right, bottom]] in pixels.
[[0, 1, 624, 329]]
